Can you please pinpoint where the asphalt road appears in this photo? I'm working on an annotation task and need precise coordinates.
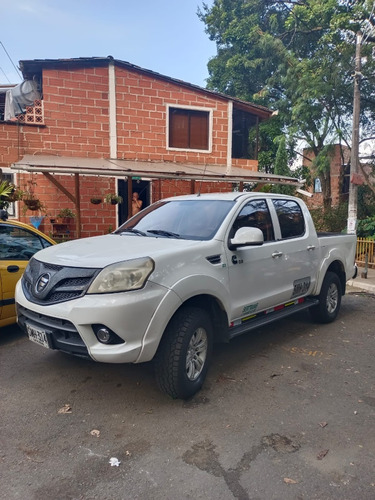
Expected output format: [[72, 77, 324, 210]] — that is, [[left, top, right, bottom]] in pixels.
[[1, 288, 374, 500]]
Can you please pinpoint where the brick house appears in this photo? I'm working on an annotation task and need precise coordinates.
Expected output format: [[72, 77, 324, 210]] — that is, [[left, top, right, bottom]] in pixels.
[[302, 144, 351, 209], [0, 56, 286, 239]]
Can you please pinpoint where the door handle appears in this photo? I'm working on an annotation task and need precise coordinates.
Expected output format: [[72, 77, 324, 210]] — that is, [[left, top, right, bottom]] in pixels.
[[7, 265, 20, 273], [272, 251, 283, 259], [307, 245, 315, 251]]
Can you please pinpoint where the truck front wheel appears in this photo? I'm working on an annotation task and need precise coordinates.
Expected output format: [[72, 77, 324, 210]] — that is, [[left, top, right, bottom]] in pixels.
[[154, 306, 213, 399], [310, 271, 342, 324]]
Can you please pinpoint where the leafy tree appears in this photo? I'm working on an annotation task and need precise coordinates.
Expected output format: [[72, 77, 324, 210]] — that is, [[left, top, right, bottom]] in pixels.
[[272, 136, 296, 195], [249, 115, 284, 173], [199, 0, 375, 205], [357, 216, 375, 238]]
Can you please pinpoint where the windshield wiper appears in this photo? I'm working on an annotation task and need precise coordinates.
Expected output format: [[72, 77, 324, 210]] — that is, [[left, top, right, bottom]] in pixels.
[[147, 229, 181, 239], [117, 228, 147, 236]]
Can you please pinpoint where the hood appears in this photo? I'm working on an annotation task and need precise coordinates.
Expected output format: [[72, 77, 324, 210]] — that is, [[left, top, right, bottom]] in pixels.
[[33, 233, 203, 268]]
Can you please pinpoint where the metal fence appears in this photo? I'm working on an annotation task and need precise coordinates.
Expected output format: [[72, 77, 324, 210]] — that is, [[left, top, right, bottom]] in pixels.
[[356, 238, 375, 268]]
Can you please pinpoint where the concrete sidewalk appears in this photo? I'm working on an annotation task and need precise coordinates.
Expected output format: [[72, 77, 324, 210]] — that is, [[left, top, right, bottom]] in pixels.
[[347, 265, 375, 293]]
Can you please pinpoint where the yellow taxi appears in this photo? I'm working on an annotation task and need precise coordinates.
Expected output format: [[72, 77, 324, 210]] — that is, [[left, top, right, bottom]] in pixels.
[[0, 215, 55, 327]]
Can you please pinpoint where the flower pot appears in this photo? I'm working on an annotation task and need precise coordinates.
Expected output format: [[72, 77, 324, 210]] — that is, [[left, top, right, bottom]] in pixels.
[[24, 199, 42, 211], [90, 198, 102, 205], [29, 216, 44, 229]]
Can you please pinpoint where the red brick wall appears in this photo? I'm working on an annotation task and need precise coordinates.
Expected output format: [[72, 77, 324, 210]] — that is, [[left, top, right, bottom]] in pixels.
[[17, 172, 117, 239], [0, 62, 259, 238], [157, 179, 233, 199], [40, 66, 110, 157], [0, 124, 21, 165], [115, 66, 229, 165]]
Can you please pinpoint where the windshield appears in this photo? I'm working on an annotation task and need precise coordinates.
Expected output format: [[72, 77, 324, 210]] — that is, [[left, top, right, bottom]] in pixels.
[[115, 199, 235, 240]]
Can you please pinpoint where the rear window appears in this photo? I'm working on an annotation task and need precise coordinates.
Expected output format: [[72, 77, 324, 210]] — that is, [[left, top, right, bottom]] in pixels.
[[272, 199, 305, 239]]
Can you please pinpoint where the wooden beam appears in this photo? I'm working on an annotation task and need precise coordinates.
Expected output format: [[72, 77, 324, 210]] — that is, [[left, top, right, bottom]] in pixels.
[[43, 172, 82, 238], [43, 172, 76, 203]]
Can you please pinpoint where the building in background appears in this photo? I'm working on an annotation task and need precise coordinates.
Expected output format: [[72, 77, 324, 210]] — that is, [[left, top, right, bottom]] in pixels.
[[303, 144, 351, 209]]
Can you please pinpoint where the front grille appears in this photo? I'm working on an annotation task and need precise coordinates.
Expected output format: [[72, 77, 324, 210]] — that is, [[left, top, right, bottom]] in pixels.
[[17, 304, 89, 358], [22, 257, 100, 305]]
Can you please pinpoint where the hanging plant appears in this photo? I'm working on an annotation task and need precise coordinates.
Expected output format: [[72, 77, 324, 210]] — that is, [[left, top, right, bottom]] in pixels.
[[23, 198, 43, 211], [20, 177, 45, 213], [90, 197, 102, 205], [104, 193, 123, 205]]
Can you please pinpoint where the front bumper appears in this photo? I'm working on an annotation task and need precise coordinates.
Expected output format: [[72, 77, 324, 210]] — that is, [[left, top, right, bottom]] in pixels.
[[16, 280, 171, 363]]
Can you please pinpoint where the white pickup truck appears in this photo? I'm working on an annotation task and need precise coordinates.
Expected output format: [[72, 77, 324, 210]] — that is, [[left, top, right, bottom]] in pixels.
[[16, 192, 357, 399]]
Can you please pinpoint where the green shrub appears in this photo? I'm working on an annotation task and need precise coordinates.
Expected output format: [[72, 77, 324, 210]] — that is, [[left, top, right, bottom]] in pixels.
[[357, 216, 375, 239], [309, 203, 348, 233]]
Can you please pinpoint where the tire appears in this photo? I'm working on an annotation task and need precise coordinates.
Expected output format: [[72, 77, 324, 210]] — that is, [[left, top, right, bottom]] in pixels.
[[154, 306, 213, 399], [310, 272, 342, 324]]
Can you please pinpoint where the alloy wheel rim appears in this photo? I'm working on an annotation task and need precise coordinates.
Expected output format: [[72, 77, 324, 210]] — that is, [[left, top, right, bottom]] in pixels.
[[327, 283, 338, 313], [186, 327, 208, 381]]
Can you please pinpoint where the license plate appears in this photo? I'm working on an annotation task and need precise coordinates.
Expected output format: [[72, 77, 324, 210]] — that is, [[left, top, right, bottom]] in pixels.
[[26, 323, 50, 349]]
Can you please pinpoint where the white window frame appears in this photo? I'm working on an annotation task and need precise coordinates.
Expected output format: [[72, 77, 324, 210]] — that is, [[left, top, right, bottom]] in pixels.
[[166, 104, 213, 154]]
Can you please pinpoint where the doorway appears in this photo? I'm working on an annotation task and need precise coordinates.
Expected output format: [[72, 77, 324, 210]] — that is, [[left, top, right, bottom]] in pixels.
[[118, 179, 151, 225]]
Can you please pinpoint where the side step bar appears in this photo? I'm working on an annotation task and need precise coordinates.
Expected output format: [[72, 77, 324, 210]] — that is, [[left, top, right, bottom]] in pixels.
[[228, 297, 319, 340]]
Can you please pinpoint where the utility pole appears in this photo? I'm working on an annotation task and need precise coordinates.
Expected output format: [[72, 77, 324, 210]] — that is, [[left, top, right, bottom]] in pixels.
[[347, 32, 362, 234]]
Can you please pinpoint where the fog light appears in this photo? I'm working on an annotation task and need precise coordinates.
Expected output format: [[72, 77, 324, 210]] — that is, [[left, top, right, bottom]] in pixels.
[[97, 327, 112, 344], [92, 324, 125, 345]]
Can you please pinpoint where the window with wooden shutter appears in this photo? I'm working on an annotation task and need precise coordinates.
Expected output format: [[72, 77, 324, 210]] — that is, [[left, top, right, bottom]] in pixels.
[[168, 107, 209, 151]]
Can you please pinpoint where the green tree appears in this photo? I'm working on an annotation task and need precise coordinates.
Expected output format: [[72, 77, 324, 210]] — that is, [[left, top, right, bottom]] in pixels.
[[272, 136, 296, 195], [199, 0, 375, 205]]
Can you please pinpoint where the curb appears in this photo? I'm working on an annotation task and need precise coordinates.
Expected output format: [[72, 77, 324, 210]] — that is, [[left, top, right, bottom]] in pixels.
[[347, 279, 375, 294]]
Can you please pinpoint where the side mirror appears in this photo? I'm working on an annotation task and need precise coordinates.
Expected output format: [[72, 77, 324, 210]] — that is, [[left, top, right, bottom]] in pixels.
[[229, 227, 264, 249]]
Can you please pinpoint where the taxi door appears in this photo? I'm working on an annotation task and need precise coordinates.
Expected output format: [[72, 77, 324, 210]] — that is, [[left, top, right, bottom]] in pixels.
[[0, 259, 25, 327], [0, 222, 53, 327]]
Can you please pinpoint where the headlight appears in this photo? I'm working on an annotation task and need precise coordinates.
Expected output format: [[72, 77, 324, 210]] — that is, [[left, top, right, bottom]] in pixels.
[[87, 257, 154, 294]]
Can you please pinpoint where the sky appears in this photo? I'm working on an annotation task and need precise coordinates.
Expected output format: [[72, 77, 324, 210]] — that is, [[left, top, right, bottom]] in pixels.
[[0, 0, 215, 87]]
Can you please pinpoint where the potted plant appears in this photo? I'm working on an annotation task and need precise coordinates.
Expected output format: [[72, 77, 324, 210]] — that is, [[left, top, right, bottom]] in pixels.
[[23, 197, 43, 211], [57, 208, 76, 223], [0, 181, 14, 209], [104, 193, 123, 205]]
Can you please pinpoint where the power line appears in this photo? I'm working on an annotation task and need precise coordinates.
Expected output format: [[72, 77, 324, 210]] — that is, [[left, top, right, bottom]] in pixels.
[[0, 41, 22, 80], [0, 65, 11, 84]]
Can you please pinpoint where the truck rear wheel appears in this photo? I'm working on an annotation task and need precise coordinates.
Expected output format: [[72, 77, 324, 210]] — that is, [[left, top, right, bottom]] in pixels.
[[310, 271, 342, 323], [154, 306, 213, 399]]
